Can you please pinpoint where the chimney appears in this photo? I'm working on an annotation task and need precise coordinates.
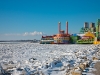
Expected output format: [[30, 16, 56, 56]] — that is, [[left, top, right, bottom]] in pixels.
[[58, 22, 61, 34], [66, 21, 68, 34]]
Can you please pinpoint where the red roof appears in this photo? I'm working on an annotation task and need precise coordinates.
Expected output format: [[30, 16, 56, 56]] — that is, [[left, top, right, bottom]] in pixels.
[[42, 36, 53, 38], [54, 34, 70, 37]]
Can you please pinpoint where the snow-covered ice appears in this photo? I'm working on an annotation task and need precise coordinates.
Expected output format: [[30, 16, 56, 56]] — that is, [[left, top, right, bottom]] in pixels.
[[0, 42, 99, 75]]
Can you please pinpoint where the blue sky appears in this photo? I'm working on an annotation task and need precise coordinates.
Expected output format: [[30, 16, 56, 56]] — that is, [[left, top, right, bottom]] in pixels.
[[0, 0, 100, 40]]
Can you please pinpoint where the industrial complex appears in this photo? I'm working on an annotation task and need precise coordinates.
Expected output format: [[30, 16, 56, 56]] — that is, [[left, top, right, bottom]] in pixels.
[[40, 19, 100, 44]]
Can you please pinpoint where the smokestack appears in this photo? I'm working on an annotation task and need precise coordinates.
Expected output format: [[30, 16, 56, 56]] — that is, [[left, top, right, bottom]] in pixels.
[[58, 22, 61, 34], [66, 21, 68, 34]]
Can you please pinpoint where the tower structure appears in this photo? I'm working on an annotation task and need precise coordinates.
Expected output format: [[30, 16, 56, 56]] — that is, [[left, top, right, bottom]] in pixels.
[[84, 22, 89, 28], [90, 22, 96, 33], [66, 21, 68, 35], [58, 22, 61, 34], [90, 23, 95, 28], [80, 22, 89, 33], [96, 19, 100, 37]]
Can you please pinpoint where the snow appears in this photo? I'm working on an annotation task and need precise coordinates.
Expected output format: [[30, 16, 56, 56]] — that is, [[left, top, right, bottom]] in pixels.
[[0, 42, 99, 75]]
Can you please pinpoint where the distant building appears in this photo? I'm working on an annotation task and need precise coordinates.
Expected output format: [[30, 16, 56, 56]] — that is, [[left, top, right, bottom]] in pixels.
[[40, 21, 70, 44], [96, 19, 100, 37], [80, 22, 96, 34], [90, 23, 95, 28], [90, 23, 96, 34], [84, 22, 89, 28]]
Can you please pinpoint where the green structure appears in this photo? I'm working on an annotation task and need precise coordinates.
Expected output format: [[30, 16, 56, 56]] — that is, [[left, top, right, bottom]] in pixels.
[[80, 22, 96, 34], [76, 31, 95, 44], [40, 19, 100, 44], [78, 21, 97, 44], [77, 38, 94, 44], [70, 34, 80, 44], [96, 19, 100, 37], [80, 27, 90, 33]]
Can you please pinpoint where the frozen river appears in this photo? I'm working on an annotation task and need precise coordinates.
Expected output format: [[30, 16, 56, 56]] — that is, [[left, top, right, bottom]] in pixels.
[[0, 42, 99, 75]]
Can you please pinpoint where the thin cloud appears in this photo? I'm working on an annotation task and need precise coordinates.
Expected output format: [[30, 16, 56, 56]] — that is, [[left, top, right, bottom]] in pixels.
[[23, 31, 43, 36], [5, 33, 21, 36], [4, 31, 43, 36]]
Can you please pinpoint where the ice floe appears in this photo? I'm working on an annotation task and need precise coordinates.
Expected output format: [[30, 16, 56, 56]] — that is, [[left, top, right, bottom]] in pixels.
[[0, 42, 100, 75]]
